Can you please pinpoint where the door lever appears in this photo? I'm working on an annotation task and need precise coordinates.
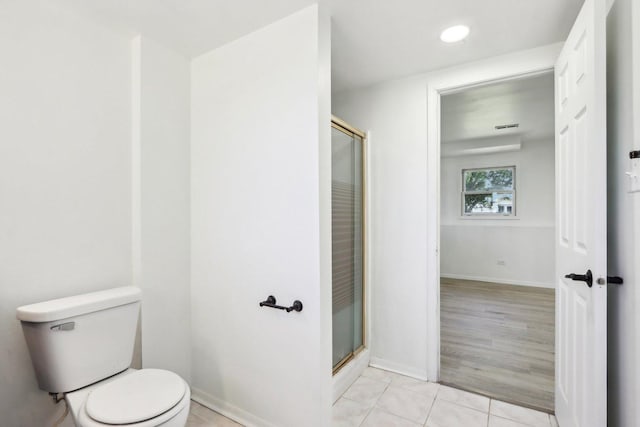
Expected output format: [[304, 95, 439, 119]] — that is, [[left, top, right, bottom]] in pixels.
[[607, 276, 624, 285], [565, 269, 593, 287], [596, 276, 624, 285]]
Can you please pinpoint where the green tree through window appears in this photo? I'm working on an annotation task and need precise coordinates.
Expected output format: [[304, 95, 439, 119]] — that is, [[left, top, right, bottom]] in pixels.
[[462, 167, 515, 216]]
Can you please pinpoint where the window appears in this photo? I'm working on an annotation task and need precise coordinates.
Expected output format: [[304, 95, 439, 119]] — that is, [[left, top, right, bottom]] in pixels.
[[462, 166, 515, 216]]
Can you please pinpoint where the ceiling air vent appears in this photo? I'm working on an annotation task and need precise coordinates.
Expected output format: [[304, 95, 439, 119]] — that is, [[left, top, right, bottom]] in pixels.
[[495, 123, 520, 130]]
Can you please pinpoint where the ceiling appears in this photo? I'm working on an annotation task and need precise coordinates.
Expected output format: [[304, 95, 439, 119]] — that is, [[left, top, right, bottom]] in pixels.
[[329, 0, 582, 92], [441, 73, 555, 143], [62, 0, 584, 93]]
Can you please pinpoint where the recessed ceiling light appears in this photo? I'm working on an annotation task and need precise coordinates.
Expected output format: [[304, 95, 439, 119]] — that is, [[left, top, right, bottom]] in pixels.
[[440, 25, 470, 43]]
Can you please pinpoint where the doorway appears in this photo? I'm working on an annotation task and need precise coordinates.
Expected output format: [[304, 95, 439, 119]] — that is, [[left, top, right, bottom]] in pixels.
[[426, 4, 608, 424], [437, 73, 556, 412]]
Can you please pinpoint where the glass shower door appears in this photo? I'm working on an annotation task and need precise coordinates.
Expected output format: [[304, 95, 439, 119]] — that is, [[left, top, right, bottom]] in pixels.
[[331, 117, 365, 372]]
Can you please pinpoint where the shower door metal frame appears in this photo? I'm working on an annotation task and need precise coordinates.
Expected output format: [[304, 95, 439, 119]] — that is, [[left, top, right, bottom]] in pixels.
[[331, 115, 367, 375]]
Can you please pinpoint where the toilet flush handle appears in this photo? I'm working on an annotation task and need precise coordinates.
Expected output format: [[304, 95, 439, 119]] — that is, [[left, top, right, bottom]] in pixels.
[[50, 322, 75, 331]]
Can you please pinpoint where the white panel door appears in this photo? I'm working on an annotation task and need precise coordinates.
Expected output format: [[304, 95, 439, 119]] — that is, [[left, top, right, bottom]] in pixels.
[[554, 0, 607, 426]]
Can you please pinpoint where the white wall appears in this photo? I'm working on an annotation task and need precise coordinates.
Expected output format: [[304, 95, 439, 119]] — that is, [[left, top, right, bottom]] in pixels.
[[334, 76, 431, 378], [0, 1, 132, 425], [440, 138, 555, 287], [332, 44, 561, 379], [606, 0, 640, 425], [190, 5, 332, 427], [133, 36, 192, 383]]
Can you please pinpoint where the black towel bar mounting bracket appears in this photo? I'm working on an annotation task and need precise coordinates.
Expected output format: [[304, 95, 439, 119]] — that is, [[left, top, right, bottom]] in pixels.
[[259, 295, 303, 313]]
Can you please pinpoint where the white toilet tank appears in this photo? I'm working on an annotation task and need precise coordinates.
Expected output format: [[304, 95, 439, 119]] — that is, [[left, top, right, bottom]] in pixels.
[[16, 287, 141, 393]]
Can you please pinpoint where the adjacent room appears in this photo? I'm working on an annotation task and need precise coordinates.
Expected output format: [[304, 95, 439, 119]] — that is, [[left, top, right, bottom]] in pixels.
[[439, 74, 556, 412]]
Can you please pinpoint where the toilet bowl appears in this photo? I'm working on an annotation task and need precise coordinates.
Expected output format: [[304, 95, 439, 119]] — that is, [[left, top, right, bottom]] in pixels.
[[66, 369, 190, 427], [16, 287, 190, 427]]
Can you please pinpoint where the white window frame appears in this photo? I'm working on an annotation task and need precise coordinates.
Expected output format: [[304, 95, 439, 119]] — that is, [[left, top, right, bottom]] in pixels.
[[461, 166, 516, 217]]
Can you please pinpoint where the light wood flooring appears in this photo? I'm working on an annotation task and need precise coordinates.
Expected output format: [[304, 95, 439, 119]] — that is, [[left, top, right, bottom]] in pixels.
[[440, 278, 555, 413]]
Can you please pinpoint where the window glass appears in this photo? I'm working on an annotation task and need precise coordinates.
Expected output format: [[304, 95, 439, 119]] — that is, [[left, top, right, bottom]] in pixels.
[[464, 168, 514, 191], [462, 167, 515, 216]]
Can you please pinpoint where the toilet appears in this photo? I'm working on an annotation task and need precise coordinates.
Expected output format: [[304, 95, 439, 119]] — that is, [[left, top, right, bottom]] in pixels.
[[16, 287, 190, 427]]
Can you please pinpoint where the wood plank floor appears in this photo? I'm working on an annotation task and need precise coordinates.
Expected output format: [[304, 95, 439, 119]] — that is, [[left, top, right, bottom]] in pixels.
[[440, 277, 555, 413]]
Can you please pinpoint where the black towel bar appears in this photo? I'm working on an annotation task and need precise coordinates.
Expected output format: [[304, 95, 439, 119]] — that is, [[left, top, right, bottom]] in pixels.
[[259, 295, 303, 312]]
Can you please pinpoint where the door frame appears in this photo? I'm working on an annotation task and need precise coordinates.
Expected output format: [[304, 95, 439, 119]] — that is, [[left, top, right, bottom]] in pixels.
[[330, 115, 368, 375], [633, 0, 640, 419], [425, 44, 564, 381]]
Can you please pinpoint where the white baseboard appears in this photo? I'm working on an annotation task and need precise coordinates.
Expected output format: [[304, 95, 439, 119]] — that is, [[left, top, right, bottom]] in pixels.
[[440, 273, 554, 289], [191, 388, 278, 427], [369, 357, 428, 381], [333, 348, 370, 403]]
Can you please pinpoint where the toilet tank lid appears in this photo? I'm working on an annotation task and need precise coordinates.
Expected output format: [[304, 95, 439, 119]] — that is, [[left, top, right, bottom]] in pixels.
[[16, 287, 141, 323]]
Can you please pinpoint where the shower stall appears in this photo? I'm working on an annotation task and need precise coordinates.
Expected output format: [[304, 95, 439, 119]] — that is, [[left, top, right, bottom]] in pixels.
[[331, 116, 366, 374]]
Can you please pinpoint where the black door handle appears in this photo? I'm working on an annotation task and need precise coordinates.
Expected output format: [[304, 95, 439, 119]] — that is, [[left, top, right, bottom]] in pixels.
[[565, 269, 593, 287], [607, 276, 624, 285]]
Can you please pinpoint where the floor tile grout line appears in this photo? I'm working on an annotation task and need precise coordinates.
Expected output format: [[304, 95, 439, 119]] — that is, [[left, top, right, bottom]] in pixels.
[[343, 367, 551, 427], [386, 385, 439, 422], [372, 381, 436, 426], [354, 378, 390, 426], [356, 400, 376, 427], [490, 414, 545, 427], [436, 385, 491, 414], [422, 391, 438, 427]]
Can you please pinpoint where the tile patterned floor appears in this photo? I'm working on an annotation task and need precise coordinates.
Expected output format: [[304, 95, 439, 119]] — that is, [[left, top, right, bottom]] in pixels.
[[186, 367, 559, 427], [333, 367, 559, 427]]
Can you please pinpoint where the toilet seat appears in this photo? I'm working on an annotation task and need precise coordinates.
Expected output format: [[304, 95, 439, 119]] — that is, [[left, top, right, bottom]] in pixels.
[[70, 369, 191, 427], [86, 369, 186, 424]]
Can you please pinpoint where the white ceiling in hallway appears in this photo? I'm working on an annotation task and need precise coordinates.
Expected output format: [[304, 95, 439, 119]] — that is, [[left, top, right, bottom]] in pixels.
[[330, 0, 583, 92], [60, 0, 584, 93], [441, 73, 555, 144]]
